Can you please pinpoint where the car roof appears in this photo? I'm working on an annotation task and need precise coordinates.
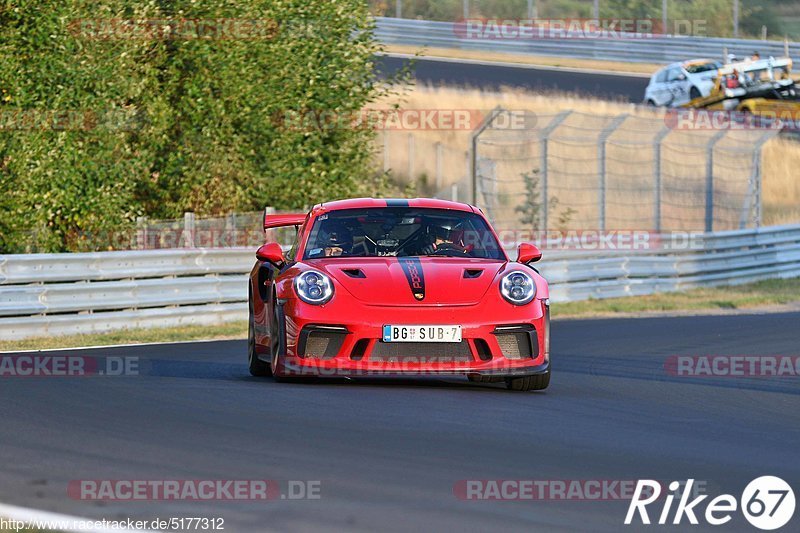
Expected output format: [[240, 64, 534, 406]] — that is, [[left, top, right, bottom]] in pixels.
[[312, 198, 477, 215], [683, 58, 718, 67], [659, 59, 717, 71]]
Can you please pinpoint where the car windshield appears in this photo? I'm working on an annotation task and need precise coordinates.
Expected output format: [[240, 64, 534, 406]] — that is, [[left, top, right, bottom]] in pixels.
[[303, 207, 506, 260], [685, 62, 721, 74]]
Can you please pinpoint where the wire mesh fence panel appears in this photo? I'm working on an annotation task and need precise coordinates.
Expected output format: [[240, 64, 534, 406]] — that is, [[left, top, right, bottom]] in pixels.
[[474, 108, 780, 233], [135, 211, 298, 250]]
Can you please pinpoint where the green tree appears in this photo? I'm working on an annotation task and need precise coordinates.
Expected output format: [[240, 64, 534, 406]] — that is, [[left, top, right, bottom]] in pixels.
[[0, 0, 396, 252]]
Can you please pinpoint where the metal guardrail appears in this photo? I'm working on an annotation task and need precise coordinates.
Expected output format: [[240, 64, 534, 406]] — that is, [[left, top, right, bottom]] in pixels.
[[541, 225, 800, 301], [0, 249, 253, 341], [1, 224, 799, 340], [375, 17, 800, 66]]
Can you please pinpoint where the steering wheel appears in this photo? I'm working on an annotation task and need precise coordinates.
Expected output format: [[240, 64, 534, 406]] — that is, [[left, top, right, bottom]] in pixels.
[[429, 243, 468, 256]]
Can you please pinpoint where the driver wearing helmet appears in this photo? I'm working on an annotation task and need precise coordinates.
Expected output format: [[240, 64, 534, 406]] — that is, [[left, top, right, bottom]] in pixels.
[[420, 224, 467, 256], [320, 222, 353, 257]]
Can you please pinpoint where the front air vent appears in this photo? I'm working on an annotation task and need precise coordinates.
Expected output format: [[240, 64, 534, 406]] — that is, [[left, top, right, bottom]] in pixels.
[[350, 339, 370, 360], [463, 269, 484, 279], [493, 325, 537, 360], [473, 339, 493, 361], [342, 268, 366, 278], [298, 326, 348, 359]]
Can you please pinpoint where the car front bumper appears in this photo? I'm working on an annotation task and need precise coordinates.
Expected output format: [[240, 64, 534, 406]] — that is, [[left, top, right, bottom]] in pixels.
[[273, 296, 550, 378]]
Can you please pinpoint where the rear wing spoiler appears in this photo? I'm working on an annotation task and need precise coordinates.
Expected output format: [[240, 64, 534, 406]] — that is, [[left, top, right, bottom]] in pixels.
[[264, 211, 306, 230]]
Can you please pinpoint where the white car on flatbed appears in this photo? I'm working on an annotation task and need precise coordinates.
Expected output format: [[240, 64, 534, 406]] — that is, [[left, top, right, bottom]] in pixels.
[[644, 59, 723, 107]]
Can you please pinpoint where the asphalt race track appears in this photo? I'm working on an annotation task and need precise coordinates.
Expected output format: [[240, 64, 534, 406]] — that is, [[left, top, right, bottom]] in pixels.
[[1, 312, 798, 532], [377, 55, 650, 102]]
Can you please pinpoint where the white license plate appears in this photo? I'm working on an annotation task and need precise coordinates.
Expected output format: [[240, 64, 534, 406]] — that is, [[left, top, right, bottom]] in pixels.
[[382, 325, 462, 343]]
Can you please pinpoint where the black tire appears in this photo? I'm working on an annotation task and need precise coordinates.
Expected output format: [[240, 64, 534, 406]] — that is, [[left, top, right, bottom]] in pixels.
[[269, 299, 291, 381], [505, 373, 550, 392], [646, 99, 657, 107], [689, 86, 701, 100], [248, 288, 272, 377]]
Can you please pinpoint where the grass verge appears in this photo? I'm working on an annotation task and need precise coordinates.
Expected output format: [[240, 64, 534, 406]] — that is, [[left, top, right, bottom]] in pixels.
[[384, 44, 659, 75], [0, 322, 248, 352], [553, 278, 800, 318], [0, 278, 798, 352]]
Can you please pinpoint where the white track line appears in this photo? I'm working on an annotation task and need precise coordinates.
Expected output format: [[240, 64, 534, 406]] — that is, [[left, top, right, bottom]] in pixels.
[[380, 51, 653, 78], [0, 502, 158, 532]]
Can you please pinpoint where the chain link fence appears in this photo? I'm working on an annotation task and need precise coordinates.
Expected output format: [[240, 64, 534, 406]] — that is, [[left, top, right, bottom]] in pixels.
[[473, 109, 779, 233]]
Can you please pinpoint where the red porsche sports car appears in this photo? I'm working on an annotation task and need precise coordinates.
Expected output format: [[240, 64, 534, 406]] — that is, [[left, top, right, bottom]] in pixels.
[[247, 198, 550, 391]]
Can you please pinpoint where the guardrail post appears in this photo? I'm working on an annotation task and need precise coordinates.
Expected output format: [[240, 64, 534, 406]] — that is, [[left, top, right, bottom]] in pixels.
[[396, 0, 402, 19], [383, 131, 390, 173], [745, 133, 777, 228], [435, 142, 443, 189], [539, 111, 572, 231], [407, 133, 415, 180], [705, 130, 727, 233], [598, 114, 629, 232], [463, 0, 469, 19], [184, 212, 195, 249], [653, 125, 671, 233], [471, 106, 503, 206], [136, 216, 147, 250], [527, 0, 536, 19]]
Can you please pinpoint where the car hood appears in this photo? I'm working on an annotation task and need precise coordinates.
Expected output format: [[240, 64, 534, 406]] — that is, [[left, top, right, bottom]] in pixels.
[[305, 257, 508, 306]]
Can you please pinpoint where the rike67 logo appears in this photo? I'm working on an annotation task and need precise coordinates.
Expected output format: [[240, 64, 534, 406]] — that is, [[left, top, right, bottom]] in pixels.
[[626, 477, 795, 530]]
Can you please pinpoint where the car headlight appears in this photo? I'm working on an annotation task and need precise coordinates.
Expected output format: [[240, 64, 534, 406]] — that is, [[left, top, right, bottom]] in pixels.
[[294, 270, 334, 305], [500, 271, 536, 305]]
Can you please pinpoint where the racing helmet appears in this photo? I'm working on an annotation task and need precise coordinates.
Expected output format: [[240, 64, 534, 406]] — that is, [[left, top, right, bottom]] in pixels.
[[319, 222, 353, 250]]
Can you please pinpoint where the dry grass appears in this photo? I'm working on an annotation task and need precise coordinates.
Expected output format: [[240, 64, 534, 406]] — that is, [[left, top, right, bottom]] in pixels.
[[762, 138, 800, 226], [384, 44, 659, 75], [375, 84, 800, 228]]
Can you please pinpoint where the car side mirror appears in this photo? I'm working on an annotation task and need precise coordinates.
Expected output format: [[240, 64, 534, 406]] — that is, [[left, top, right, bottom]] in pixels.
[[256, 242, 284, 265], [678, 73, 687, 81], [517, 243, 542, 264]]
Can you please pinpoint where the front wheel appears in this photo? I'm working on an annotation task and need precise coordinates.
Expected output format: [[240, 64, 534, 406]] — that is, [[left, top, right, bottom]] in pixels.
[[689, 86, 701, 100], [269, 301, 292, 381], [248, 289, 272, 377], [505, 373, 550, 392]]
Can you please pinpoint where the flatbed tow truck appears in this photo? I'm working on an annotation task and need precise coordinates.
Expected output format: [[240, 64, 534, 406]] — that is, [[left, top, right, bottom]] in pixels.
[[680, 57, 800, 131]]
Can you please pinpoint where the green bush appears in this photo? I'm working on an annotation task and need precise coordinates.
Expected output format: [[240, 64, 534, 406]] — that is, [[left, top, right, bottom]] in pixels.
[[0, 0, 396, 252]]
